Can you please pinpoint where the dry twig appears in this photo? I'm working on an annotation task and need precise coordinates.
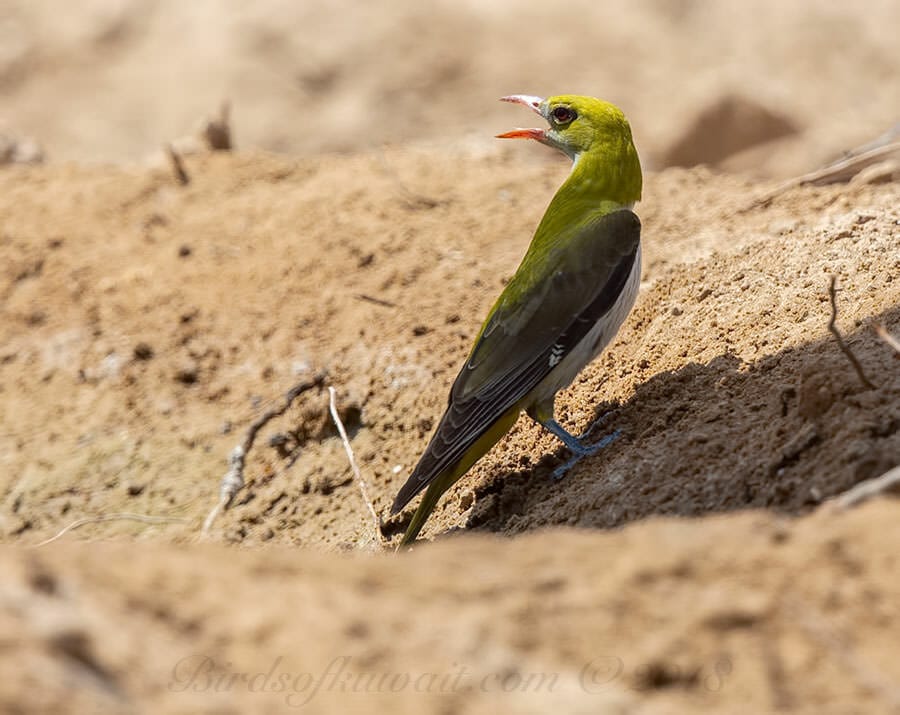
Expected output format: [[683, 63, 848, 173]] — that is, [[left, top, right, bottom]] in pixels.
[[202, 100, 232, 151], [827, 276, 875, 390], [329, 386, 382, 546], [354, 293, 397, 308], [874, 323, 900, 356], [165, 143, 190, 185], [202, 373, 326, 537], [741, 138, 900, 212], [830, 465, 900, 511], [32, 513, 189, 548]]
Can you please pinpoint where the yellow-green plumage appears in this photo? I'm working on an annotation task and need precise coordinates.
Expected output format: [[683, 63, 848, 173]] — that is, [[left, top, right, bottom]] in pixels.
[[391, 95, 643, 546]]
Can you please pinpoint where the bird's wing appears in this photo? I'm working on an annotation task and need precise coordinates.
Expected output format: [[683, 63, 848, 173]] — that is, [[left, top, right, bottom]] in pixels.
[[391, 209, 640, 514]]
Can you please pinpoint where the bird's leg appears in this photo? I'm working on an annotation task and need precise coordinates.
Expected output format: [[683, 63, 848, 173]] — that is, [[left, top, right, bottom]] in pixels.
[[540, 419, 620, 480], [574, 408, 618, 442], [526, 403, 620, 480]]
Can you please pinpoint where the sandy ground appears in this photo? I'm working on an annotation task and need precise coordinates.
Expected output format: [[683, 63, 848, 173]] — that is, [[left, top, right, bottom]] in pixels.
[[2, 2, 900, 714]]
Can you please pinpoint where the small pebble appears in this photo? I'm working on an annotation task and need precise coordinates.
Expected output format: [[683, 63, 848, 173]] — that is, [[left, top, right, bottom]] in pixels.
[[133, 342, 154, 360]]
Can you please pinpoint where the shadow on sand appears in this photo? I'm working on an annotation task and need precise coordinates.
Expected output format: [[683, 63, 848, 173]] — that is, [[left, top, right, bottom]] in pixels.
[[464, 305, 900, 536]]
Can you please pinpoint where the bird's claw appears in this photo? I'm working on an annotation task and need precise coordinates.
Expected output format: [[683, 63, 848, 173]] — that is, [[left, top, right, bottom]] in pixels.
[[551, 430, 620, 480], [575, 408, 618, 442]]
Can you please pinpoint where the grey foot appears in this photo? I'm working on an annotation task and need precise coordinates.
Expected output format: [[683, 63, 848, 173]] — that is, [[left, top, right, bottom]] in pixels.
[[551, 430, 621, 480], [538, 413, 620, 480], [574, 409, 617, 442]]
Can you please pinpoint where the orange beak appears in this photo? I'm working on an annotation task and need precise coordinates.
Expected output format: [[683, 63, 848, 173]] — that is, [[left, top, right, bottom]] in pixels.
[[496, 94, 546, 141], [496, 128, 546, 140]]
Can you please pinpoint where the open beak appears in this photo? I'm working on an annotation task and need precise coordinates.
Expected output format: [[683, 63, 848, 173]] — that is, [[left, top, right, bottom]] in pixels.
[[497, 95, 546, 141], [500, 95, 544, 115], [496, 128, 545, 140]]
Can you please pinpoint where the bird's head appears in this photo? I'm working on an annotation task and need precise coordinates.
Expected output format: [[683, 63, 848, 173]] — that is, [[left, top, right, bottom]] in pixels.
[[497, 93, 642, 204], [497, 94, 634, 162]]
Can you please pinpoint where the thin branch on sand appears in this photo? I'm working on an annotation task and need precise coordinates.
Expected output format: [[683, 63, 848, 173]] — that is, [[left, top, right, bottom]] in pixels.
[[741, 135, 900, 212], [32, 513, 189, 548], [746, 139, 900, 210], [202, 100, 232, 151], [873, 322, 900, 356], [165, 143, 190, 185], [830, 465, 900, 511], [202, 373, 326, 537], [827, 276, 875, 391], [355, 293, 397, 308], [329, 386, 383, 547]]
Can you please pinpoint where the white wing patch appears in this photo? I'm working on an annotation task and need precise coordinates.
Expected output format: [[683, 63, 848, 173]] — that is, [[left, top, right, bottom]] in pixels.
[[548, 343, 565, 368]]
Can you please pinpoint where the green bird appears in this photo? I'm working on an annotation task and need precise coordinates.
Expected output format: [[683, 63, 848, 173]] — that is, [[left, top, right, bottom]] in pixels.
[[391, 94, 643, 546]]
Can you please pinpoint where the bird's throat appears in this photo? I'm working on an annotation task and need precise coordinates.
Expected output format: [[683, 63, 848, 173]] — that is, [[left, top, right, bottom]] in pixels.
[[564, 144, 641, 207]]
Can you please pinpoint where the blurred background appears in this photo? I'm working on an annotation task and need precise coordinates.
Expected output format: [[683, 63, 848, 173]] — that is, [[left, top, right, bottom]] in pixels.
[[1, 0, 898, 175]]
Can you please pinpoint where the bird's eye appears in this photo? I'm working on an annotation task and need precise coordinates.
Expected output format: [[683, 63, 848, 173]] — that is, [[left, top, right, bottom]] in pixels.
[[551, 106, 575, 124]]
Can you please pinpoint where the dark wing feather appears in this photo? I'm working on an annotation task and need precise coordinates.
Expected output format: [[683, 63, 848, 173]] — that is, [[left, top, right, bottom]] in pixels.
[[391, 209, 640, 514]]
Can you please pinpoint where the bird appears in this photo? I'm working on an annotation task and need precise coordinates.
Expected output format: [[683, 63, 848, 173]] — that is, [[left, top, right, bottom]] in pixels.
[[390, 94, 643, 546]]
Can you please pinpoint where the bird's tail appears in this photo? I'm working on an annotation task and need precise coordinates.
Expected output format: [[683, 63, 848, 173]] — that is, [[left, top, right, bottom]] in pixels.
[[395, 406, 521, 547], [398, 479, 446, 547]]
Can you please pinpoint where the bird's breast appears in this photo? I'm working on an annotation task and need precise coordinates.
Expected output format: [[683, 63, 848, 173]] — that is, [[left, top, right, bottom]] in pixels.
[[533, 243, 642, 401]]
